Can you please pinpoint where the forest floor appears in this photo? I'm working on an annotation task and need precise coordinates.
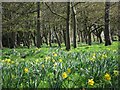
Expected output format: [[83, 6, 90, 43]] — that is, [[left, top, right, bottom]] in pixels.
[[0, 41, 119, 88]]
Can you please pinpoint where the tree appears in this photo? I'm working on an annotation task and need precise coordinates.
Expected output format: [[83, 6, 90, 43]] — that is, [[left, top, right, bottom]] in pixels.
[[0, 3, 2, 49], [104, 1, 112, 46], [118, 1, 120, 41], [36, 2, 42, 48], [71, 3, 77, 48], [66, 2, 70, 51]]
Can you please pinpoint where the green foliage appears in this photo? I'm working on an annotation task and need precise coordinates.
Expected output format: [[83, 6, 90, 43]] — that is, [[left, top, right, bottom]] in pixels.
[[0, 42, 119, 88]]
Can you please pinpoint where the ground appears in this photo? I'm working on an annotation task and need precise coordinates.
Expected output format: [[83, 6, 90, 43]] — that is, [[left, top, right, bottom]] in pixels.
[[0, 42, 119, 88]]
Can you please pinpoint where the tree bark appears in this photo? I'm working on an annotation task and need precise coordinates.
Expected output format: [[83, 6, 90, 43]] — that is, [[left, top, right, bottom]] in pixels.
[[99, 34, 103, 43], [36, 2, 42, 48], [88, 32, 91, 45], [104, 1, 112, 46], [63, 29, 66, 46], [72, 3, 77, 48], [92, 34, 96, 42], [81, 31, 84, 43], [77, 30, 80, 42], [66, 2, 70, 51], [118, 1, 120, 41], [54, 26, 61, 47]]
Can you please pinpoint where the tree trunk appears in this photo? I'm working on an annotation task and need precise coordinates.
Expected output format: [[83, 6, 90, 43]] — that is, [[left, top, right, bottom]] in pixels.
[[48, 24, 52, 47], [66, 2, 70, 51], [81, 31, 84, 43], [0, 38, 2, 49], [84, 32, 87, 44], [0, 29, 2, 49], [92, 34, 96, 42], [99, 34, 103, 43], [63, 29, 66, 46], [9, 31, 17, 48], [49, 30, 52, 47], [54, 26, 61, 47], [77, 30, 80, 42], [83, 10, 88, 44], [36, 2, 42, 48], [59, 30, 63, 44], [88, 32, 91, 45], [118, 1, 120, 41], [104, 1, 112, 46], [16, 31, 21, 47], [72, 3, 77, 48]]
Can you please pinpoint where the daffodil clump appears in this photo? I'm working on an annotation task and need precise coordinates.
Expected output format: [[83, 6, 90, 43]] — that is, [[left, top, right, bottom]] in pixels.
[[104, 73, 111, 81], [3, 59, 14, 64], [101, 54, 107, 59], [45, 56, 51, 61]]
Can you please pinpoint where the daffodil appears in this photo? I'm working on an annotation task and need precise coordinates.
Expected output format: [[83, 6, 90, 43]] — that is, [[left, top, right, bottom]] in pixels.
[[113, 70, 119, 76], [90, 57, 95, 61], [67, 68, 71, 74], [101, 54, 107, 59], [5, 59, 11, 63], [45, 56, 51, 60], [93, 53, 96, 57], [62, 72, 67, 79], [52, 59, 55, 62], [90, 53, 96, 61], [53, 52, 57, 57], [42, 64, 45, 68], [53, 62, 57, 67], [88, 79, 94, 86], [24, 68, 29, 73], [35, 59, 39, 63], [59, 59, 62, 62], [104, 73, 111, 81], [11, 61, 14, 64]]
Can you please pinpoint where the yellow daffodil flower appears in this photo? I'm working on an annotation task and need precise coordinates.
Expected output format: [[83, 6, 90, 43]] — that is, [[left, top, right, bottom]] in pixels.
[[24, 68, 29, 73], [104, 73, 111, 81], [62, 72, 67, 79], [59, 59, 62, 62], [42, 64, 45, 68], [67, 68, 71, 74], [88, 79, 94, 86], [113, 70, 119, 76]]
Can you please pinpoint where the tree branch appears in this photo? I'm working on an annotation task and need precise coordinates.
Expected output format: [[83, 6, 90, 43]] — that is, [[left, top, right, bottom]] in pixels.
[[45, 2, 66, 20]]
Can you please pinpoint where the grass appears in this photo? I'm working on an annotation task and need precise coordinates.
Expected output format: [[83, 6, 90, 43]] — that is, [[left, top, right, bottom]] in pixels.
[[0, 41, 119, 88]]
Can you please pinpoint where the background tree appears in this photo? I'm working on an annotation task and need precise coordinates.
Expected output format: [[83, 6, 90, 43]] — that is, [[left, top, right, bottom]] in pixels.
[[66, 2, 70, 51], [36, 2, 42, 48], [104, 1, 112, 46]]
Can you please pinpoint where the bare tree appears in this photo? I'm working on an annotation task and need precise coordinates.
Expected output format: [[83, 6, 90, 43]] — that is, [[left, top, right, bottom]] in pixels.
[[66, 2, 70, 51], [36, 2, 42, 48], [104, 1, 112, 46], [71, 3, 77, 48]]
